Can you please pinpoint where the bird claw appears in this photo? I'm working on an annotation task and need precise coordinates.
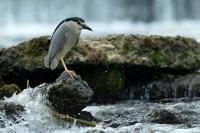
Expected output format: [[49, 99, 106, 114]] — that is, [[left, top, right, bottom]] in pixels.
[[65, 70, 79, 79]]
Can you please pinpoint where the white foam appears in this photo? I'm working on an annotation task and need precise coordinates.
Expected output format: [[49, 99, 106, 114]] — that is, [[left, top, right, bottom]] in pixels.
[[1, 84, 200, 132]]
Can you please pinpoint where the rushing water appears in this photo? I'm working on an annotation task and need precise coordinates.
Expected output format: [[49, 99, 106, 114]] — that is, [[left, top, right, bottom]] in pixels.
[[0, 85, 200, 133], [1, 1, 200, 132]]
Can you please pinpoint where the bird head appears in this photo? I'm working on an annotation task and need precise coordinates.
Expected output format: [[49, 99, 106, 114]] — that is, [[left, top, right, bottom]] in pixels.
[[66, 17, 93, 31]]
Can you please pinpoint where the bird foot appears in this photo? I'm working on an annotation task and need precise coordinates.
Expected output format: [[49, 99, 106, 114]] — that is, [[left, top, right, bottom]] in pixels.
[[64, 70, 79, 79]]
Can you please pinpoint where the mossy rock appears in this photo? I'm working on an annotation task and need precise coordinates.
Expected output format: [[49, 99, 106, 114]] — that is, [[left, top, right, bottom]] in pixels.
[[1, 34, 200, 94], [1, 34, 200, 74], [84, 68, 125, 103], [128, 73, 200, 100], [152, 50, 174, 66], [120, 39, 136, 55], [0, 84, 21, 99]]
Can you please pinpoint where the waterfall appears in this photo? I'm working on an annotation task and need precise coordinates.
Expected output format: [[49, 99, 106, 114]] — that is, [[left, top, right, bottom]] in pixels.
[[154, 0, 174, 21], [0, 0, 200, 25], [1, 0, 200, 47]]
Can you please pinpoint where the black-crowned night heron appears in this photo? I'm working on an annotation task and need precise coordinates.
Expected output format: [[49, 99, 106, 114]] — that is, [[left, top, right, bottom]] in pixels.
[[44, 17, 92, 78]]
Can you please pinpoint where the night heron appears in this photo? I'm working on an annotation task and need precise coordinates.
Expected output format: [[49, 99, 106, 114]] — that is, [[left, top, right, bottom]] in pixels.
[[44, 17, 92, 78]]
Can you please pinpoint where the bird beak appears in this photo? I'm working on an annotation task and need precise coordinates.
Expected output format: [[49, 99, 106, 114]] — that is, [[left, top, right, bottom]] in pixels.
[[81, 23, 93, 31]]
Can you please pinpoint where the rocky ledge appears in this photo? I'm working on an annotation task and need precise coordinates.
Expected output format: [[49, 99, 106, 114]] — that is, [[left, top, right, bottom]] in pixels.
[[0, 35, 199, 72], [0, 34, 200, 102]]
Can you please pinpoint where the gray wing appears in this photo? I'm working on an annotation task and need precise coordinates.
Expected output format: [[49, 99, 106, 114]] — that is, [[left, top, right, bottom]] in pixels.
[[48, 22, 67, 59], [74, 38, 79, 47]]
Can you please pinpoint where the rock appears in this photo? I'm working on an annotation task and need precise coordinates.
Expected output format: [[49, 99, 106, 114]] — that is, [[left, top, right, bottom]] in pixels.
[[0, 101, 24, 128], [1, 35, 200, 72], [146, 109, 181, 124], [86, 68, 125, 103], [128, 73, 200, 100], [85, 129, 106, 133], [0, 35, 200, 85], [88, 100, 191, 128], [0, 75, 4, 88], [48, 72, 93, 115], [0, 84, 21, 99], [77, 111, 99, 122], [0, 37, 51, 89], [1, 34, 200, 103]]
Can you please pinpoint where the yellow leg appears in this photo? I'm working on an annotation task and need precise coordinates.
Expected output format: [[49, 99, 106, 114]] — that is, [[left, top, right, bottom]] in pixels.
[[60, 56, 74, 78]]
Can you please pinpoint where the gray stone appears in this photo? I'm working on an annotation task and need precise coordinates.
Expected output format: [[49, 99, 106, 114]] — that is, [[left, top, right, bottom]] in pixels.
[[146, 109, 181, 124], [128, 73, 200, 100], [47, 72, 93, 115], [1, 34, 200, 102], [1, 34, 200, 80]]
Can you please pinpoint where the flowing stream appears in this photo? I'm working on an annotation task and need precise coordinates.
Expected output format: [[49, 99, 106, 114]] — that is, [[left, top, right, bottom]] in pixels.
[[1, 0, 200, 132], [0, 85, 200, 133]]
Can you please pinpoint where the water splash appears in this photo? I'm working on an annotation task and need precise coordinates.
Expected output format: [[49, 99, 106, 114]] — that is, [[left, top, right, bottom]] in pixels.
[[0, 84, 200, 132], [1, 85, 71, 133]]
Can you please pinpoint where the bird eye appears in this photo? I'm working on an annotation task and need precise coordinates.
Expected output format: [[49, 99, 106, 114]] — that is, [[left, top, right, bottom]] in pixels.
[[77, 21, 81, 25]]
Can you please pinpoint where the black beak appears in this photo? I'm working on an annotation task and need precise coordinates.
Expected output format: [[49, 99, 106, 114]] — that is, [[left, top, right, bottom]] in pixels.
[[81, 23, 93, 31]]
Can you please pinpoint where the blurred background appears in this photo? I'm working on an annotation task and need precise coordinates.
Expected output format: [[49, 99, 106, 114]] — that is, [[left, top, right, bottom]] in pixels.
[[0, 0, 200, 47]]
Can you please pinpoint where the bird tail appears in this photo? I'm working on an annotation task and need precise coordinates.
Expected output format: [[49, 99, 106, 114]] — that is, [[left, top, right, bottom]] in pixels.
[[44, 55, 59, 70]]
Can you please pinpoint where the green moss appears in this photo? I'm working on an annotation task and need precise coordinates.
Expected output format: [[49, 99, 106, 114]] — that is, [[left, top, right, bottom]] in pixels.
[[0, 84, 21, 99], [86, 69, 125, 102], [152, 50, 173, 66], [142, 37, 159, 50], [106, 69, 124, 91], [155, 73, 176, 81], [121, 40, 136, 55]]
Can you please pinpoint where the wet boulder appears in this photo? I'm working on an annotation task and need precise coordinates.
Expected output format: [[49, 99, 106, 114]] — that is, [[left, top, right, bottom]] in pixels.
[[47, 72, 93, 115], [1, 34, 200, 103], [0, 75, 4, 88], [86, 68, 125, 103], [77, 111, 99, 122], [1, 35, 200, 88], [0, 101, 25, 128], [0, 84, 21, 99], [127, 72, 200, 100], [146, 109, 181, 124]]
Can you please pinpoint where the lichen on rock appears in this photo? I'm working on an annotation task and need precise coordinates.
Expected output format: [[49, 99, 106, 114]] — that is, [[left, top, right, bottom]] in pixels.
[[1, 34, 200, 102], [0, 84, 21, 99], [1, 34, 200, 75]]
